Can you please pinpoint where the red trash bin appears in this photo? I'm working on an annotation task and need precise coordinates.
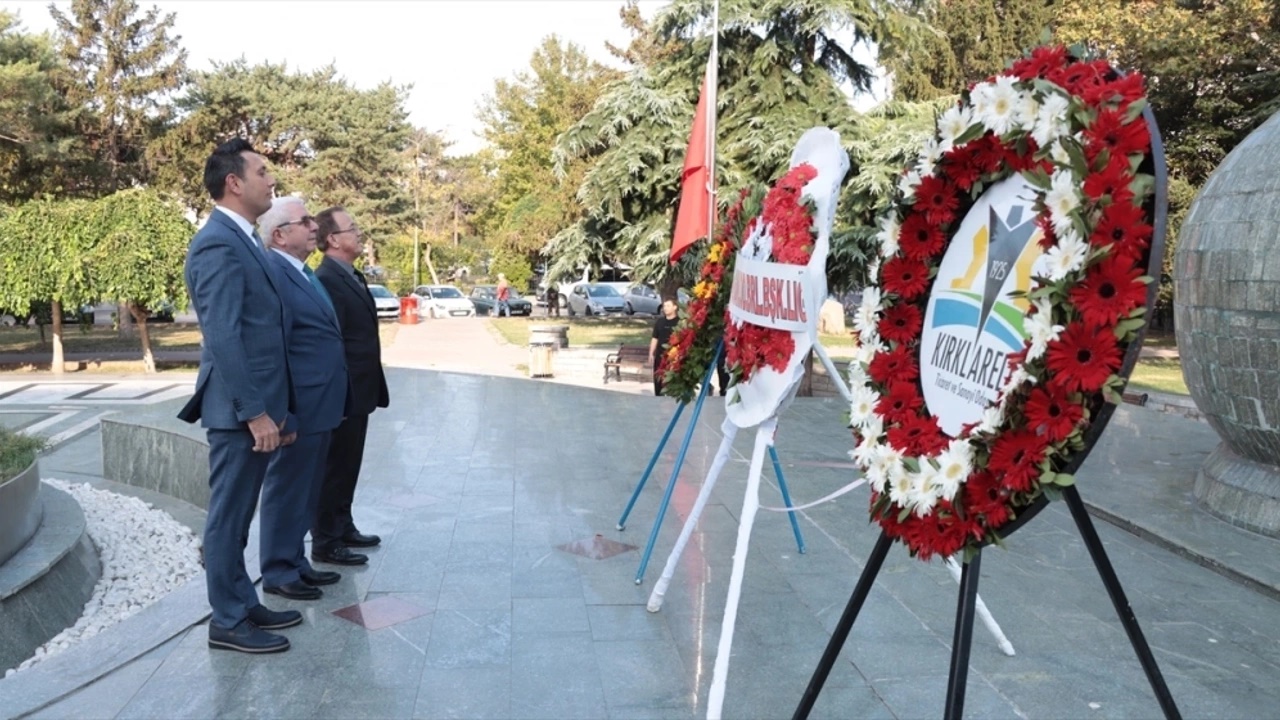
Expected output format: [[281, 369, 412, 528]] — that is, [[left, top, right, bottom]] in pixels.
[[398, 296, 419, 324]]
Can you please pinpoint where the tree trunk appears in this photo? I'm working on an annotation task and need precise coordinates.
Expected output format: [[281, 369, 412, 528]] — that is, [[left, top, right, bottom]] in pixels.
[[117, 302, 135, 337], [424, 245, 440, 286], [128, 302, 156, 374], [50, 300, 65, 374]]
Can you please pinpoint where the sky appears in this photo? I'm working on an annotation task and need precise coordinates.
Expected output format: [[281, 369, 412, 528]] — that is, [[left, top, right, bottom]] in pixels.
[[4, 0, 668, 155]]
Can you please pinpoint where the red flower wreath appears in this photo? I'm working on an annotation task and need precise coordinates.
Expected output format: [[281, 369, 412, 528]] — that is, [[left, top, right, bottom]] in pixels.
[[723, 164, 818, 383], [847, 46, 1159, 560]]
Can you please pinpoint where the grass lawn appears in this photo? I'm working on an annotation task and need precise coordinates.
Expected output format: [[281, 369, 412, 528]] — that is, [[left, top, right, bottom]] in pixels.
[[489, 316, 653, 347], [1128, 357, 1188, 395], [0, 324, 203, 354]]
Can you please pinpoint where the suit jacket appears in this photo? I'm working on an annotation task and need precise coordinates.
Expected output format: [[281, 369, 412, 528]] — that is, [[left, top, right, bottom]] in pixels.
[[315, 255, 389, 416], [266, 251, 351, 435], [178, 211, 293, 429]]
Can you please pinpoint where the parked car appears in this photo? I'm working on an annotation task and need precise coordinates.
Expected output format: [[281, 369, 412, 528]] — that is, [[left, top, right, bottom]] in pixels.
[[469, 285, 533, 316], [366, 284, 401, 319], [620, 285, 691, 314], [412, 285, 476, 319], [567, 283, 627, 316]]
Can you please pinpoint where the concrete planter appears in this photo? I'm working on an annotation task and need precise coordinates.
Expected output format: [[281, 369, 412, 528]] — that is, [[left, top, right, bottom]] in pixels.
[[0, 458, 42, 566]]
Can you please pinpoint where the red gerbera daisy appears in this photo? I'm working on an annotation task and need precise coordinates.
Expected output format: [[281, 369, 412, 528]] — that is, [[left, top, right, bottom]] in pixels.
[[1069, 253, 1148, 328], [1091, 201, 1152, 261], [986, 429, 1049, 492], [964, 471, 1012, 528], [1023, 385, 1085, 443], [940, 144, 983, 190], [1084, 108, 1151, 160], [1035, 212, 1057, 251], [878, 303, 924, 345], [1081, 72, 1147, 110], [1082, 153, 1135, 206], [970, 134, 1006, 175], [899, 213, 947, 261], [881, 256, 932, 300], [1045, 322, 1123, 394], [886, 413, 948, 457], [876, 381, 925, 423], [868, 344, 920, 386], [914, 174, 960, 225], [1010, 45, 1069, 82], [1047, 58, 1110, 96]]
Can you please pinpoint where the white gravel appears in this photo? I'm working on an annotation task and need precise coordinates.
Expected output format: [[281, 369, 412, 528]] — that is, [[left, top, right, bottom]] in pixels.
[[5, 479, 202, 677]]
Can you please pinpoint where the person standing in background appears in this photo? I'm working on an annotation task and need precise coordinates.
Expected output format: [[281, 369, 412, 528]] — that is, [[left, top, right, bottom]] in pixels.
[[496, 273, 511, 317], [311, 206, 389, 567], [649, 297, 680, 397]]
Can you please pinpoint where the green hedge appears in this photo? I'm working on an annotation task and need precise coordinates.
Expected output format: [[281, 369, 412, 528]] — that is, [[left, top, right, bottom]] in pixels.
[[0, 426, 46, 479]]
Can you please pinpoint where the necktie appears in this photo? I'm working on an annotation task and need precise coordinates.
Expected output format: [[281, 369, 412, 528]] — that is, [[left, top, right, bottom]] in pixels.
[[303, 265, 335, 314], [252, 230, 267, 253], [353, 268, 368, 287]]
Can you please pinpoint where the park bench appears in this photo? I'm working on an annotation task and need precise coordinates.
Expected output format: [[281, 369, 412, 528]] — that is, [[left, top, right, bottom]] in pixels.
[[604, 344, 650, 384]]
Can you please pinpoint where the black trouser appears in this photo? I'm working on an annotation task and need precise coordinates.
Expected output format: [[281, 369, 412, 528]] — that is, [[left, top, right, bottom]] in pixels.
[[312, 412, 369, 550], [653, 371, 664, 397]]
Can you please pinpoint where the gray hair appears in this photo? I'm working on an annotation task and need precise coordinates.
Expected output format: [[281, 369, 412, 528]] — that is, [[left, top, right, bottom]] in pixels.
[[257, 196, 306, 248]]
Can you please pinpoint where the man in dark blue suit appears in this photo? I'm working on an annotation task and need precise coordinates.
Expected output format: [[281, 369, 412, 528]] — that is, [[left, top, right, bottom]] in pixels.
[[258, 197, 351, 600], [179, 139, 301, 653]]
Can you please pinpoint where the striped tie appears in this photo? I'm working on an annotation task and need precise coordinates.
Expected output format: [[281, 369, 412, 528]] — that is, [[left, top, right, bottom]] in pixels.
[[303, 265, 335, 314]]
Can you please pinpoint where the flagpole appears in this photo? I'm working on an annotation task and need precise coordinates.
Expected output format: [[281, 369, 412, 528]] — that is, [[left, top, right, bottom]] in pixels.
[[706, 0, 719, 242]]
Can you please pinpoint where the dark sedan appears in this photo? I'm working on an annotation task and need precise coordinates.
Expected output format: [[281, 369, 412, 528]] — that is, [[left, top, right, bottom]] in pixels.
[[469, 285, 533, 316]]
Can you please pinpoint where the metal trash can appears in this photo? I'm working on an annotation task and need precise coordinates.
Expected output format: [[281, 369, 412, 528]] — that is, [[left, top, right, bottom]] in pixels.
[[528, 338, 556, 378], [398, 296, 419, 324]]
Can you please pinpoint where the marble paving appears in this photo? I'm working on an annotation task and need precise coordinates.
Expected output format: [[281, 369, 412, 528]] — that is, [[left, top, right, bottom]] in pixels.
[[3, 368, 1279, 719]]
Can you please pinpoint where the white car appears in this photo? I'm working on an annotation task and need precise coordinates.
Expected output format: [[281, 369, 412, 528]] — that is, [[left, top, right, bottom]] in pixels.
[[366, 284, 400, 319], [412, 285, 476, 319]]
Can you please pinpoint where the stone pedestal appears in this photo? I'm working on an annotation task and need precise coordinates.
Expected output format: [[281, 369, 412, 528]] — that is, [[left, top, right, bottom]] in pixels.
[[1174, 111, 1280, 536]]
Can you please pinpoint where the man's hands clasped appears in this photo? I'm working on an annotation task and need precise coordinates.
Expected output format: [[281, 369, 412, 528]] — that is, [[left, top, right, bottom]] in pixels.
[[248, 414, 295, 452]]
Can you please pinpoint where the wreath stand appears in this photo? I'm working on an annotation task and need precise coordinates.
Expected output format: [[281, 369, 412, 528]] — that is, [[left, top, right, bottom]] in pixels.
[[793, 482, 1182, 720], [616, 341, 807, 585]]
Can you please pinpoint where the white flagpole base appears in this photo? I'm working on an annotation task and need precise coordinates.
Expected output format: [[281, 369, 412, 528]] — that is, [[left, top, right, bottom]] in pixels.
[[647, 421, 739, 613], [706, 418, 775, 720]]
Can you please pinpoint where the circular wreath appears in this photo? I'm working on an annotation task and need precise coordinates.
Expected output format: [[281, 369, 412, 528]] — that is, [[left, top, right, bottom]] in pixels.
[[660, 186, 760, 403], [723, 163, 819, 385], [849, 46, 1156, 560]]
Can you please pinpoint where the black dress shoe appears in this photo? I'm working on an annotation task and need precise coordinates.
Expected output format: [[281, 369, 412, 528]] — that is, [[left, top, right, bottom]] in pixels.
[[208, 620, 289, 654], [263, 580, 323, 600], [247, 605, 302, 630], [342, 530, 381, 548], [300, 568, 341, 586], [311, 545, 369, 566]]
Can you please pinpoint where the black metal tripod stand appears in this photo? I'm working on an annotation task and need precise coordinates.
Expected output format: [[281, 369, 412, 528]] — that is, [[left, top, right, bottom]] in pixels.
[[792, 486, 1182, 719]]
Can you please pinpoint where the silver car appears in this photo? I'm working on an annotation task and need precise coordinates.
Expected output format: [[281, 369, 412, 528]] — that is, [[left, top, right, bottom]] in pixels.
[[567, 283, 627, 316]]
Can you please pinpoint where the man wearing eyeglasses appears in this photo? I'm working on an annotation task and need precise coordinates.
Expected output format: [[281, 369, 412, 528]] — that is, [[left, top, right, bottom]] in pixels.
[[311, 206, 390, 566], [258, 197, 351, 600]]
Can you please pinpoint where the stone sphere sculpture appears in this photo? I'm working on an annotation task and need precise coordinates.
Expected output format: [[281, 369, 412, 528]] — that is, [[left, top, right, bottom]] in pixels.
[[1174, 110, 1280, 537]]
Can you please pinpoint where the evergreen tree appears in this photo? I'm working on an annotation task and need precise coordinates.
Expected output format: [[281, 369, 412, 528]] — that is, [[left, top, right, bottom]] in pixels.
[[50, 0, 187, 193]]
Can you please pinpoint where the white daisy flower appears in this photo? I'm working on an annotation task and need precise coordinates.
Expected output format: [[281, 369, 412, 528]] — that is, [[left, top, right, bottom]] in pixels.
[[878, 214, 901, 258], [1049, 139, 1073, 166], [977, 75, 1021, 136], [847, 360, 870, 390], [887, 462, 913, 506], [1032, 92, 1070, 148], [916, 137, 943, 177], [1044, 228, 1088, 282], [1044, 170, 1081, 237], [977, 402, 1007, 434], [908, 467, 942, 518], [898, 170, 922, 201], [934, 439, 974, 502], [854, 337, 885, 365], [1026, 297, 1065, 360], [853, 287, 883, 338], [849, 385, 880, 427], [1014, 91, 1040, 134], [864, 462, 890, 494], [937, 105, 975, 151]]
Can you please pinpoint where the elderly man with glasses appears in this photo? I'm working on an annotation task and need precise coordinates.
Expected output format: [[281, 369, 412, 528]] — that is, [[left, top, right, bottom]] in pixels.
[[257, 197, 352, 600], [310, 206, 390, 567]]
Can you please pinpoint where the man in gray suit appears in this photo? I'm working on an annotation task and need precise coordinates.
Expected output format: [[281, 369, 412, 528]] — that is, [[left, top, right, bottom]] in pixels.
[[179, 139, 300, 654], [258, 197, 351, 600]]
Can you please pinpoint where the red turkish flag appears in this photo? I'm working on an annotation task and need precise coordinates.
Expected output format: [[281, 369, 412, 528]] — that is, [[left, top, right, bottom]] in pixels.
[[670, 70, 714, 264]]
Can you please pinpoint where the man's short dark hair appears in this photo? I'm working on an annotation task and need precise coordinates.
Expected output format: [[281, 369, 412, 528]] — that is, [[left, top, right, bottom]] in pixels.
[[314, 206, 347, 251], [203, 138, 258, 201]]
